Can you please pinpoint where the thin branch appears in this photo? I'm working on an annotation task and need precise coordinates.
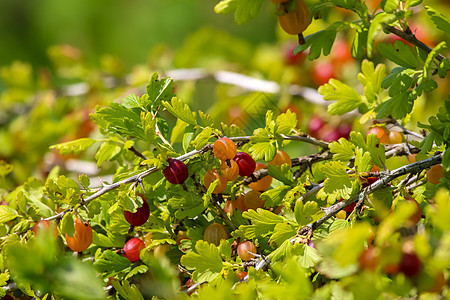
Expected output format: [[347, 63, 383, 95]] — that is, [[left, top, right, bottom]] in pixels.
[[383, 24, 447, 62], [298, 152, 443, 234], [228, 134, 329, 149], [44, 147, 204, 221], [128, 146, 147, 160]]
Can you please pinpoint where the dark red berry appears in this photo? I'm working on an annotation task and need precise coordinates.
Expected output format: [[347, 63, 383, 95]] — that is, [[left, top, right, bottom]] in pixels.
[[399, 252, 421, 277], [123, 237, 145, 262], [163, 158, 188, 184], [234, 152, 256, 177], [339, 198, 356, 213], [124, 199, 150, 226], [363, 177, 379, 188], [308, 116, 325, 137]]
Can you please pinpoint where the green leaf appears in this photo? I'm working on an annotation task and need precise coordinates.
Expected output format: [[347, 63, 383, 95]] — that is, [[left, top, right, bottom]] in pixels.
[[50, 138, 96, 155], [269, 222, 298, 248], [381, 67, 415, 97], [0, 206, 17, 223], [193, 127, 213, 150], [242, 208, 284, 237], [425, 6, 450, 34], [199, 111, 215, 127], [294, 200, 325, 226], [367, 13, 397, 57], [168, 193, 206, 219], [318, 79, 362, 115], [79, 174, 90, 190], [357, 60, 387, 103], [214, 0, 237, 15], [378, 40, 421, 69], [180, 240, 223, 282], [276, 110, 297, 135], [91, 103, 144, 139], [294, 29, 337, 60], [382, 0, 399, 13], [354, 148, 372, 173], [162, 97, 196, 126], [329, 138, 355, 162], [423, 41, 447, 78], [320, 161, 353, 202], [95, 142, 122, 168], [110, 280, 144, 300], [269, 239, 293, 262], [145, 72, 174, 108], [261, 185, 291, 208], [295, 243, 321, 268], [249, 142, 277, 161], [215, 0, 264, 24], [122, 94, 141, 109], [331, 0, 356, 9], [268, 164, 294, 185], [375, 92, 414, 119], [60, 213, 74, 237], [93, 250, 132, 275], [350, 132, 386, 169]]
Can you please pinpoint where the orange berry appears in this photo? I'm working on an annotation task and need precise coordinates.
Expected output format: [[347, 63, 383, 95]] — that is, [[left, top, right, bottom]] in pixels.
[[249, 163, 273, 191]]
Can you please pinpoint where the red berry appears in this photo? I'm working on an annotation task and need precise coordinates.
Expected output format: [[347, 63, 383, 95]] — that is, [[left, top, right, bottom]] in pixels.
[[123, 237, 145, 262], [312, 61, 336, 86], [124, 199, 150, 226], [163, 158, 188, 184], [399, 252, 421, 277], [234, 152, 256, 177], [339, 198, 356, 213], [308, 116, 325, 137], [284, 44, 305, 65]]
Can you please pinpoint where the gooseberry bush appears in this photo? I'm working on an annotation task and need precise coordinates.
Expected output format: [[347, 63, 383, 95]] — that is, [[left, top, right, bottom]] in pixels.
[[0, 0, 449, 299]]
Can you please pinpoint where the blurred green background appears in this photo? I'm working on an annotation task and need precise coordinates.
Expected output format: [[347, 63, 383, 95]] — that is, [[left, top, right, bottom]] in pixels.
[[0, 0, 449, 188], [0, 0, 276, 69]]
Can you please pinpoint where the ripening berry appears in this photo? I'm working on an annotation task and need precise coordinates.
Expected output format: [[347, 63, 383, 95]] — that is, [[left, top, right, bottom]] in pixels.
[[204, 169, 227, 194], [213, 137, 237, 161], [386, 130, 403, 144], [404, 197, 422, 225], [243, 191, 264, 211], [248, 163, 273, 191], [223, 195, 247, 215], [33, 220, 58, 238], [237, 241, 257, 261], [235, 271, 248, 280], [269, 150, 292, 168], [358, 247, 379, 271], [367, 127, 388, 143], [163, 158, 189, 184], [123, 237, 145, 262], [277, 0, 311, 35], [234, 152, 256, 177], [220, 159, 239, 181], [203, 223, 228, 246], [65, 218, 93, 252], [427, 164, 444, 185]]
